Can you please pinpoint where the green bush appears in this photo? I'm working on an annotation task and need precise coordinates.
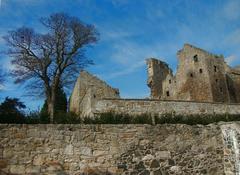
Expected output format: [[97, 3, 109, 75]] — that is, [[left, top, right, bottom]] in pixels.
[[83, 113, 131, 124], [1, 106, 240, 125], [155, 113, 240, 125], [53, 112, 81, 124], [83, 112, 153, 124], [25, 111, 41, 124], [83, 112, 240, 125], [0, 97, 26, 124]]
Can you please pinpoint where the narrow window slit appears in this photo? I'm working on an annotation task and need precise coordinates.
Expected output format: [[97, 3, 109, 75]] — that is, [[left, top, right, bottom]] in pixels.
[[214, 66, 217, 72]]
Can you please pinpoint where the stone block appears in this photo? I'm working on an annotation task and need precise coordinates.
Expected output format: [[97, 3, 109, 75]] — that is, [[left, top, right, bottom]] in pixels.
[[10, 165, 25, 174]]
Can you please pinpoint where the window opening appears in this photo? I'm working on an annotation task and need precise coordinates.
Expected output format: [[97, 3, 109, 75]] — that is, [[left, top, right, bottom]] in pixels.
[[166, 91, 170, 97], [220, 87, 223, 92], [193, 55, 198, 62], [214, 66, 217, 72]]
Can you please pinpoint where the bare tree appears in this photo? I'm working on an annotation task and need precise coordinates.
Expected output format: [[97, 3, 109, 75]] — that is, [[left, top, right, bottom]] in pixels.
[[3, 13, 99, 122]]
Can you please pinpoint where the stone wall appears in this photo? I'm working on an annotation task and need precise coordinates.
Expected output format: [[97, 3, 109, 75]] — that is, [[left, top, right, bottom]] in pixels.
[[93, 99, 240, 116], [69, 71, 120, 117], [146, 58, 173, 99], [1, 123, 240, 175]]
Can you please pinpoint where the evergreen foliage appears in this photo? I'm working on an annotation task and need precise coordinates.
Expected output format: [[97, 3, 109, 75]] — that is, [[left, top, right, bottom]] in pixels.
[[0, 97, 26, 123], [40, 85, 68, 123]]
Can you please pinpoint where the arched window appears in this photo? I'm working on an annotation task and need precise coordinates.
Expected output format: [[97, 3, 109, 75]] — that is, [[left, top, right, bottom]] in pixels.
[[193, 55, 198, 62]]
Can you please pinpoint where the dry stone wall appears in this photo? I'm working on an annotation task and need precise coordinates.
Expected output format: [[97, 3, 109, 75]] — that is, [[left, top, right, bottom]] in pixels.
[[2, 123, 240, 175], [94, 99, 240, 116]]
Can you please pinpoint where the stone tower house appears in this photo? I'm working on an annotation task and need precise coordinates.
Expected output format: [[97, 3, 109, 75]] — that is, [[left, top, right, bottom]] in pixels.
[[147, 44, 240, 103]]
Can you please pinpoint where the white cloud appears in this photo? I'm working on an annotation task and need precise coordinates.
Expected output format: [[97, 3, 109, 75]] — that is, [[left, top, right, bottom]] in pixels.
[[97, 38, 180, 80], [101, 60, 145, 80], [110, 40, 162, 66], [100, 28, 135, 41], [0, 84, 5, 90], [225, 55, 237, 65]]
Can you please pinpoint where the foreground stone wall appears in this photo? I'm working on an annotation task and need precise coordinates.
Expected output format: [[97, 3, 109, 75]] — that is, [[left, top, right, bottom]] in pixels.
[[1, 123, 240, 175], [94, 99, 240, 116]]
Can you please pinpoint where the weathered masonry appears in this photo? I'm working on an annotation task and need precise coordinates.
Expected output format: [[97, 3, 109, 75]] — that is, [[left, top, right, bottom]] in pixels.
[[147, 44, 240, 103], [93, 99, 240, 116], [69, 71, 120, 117], [1, 123, 240, 174], [69, 44, 240, 117]]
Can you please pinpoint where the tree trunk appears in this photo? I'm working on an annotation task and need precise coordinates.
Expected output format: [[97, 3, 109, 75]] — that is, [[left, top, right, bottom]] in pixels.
[[48, 90, 56, 123], [48, 100, 54, 123]]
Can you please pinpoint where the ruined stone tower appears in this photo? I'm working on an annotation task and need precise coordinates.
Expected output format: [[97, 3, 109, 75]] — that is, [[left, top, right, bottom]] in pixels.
[[146, 58, 173, 99], [69, 71, 120, 117], [147, 44, 240, 103]]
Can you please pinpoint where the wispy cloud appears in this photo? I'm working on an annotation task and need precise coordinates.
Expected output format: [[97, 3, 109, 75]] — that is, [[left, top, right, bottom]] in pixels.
[[225, 55, 237, 65], [101, 60, 145, 80], [1, 0, 240, 107], [0, 84, 5, 90]]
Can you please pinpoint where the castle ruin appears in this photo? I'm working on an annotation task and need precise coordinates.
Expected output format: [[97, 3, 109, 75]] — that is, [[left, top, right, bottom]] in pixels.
[[69, 44, 240, 117], [147, 44, 240, 103], [69, 71, 120, 116]]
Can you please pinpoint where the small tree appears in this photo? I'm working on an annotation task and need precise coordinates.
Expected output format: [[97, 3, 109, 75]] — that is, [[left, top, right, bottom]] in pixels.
[[3, 12, 99, 122], [0, 97, 26, 123]]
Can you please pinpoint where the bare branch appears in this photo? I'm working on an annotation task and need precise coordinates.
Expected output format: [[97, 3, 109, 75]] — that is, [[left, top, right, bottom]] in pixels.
[[3, 12, 99, 121]]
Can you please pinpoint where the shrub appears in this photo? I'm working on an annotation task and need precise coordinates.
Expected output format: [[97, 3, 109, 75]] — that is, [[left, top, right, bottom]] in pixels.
[[53, 112, 81, 124], [0, 97, 26, 124]]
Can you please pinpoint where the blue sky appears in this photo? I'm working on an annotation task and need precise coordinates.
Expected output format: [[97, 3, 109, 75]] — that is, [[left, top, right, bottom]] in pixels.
[[0, 0, 240, 111]]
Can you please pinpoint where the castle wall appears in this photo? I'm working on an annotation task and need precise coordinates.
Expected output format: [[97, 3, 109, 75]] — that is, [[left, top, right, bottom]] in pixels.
[[69, 71, 120, 117], [226, 72, 240, 103], [175, 44, 215, 102], [93, 99, 240, 116], [2, 123, 240, 174], [147, 44, 239, 103], [146, 58, 173, 99], [206, 56, 230, 103]]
